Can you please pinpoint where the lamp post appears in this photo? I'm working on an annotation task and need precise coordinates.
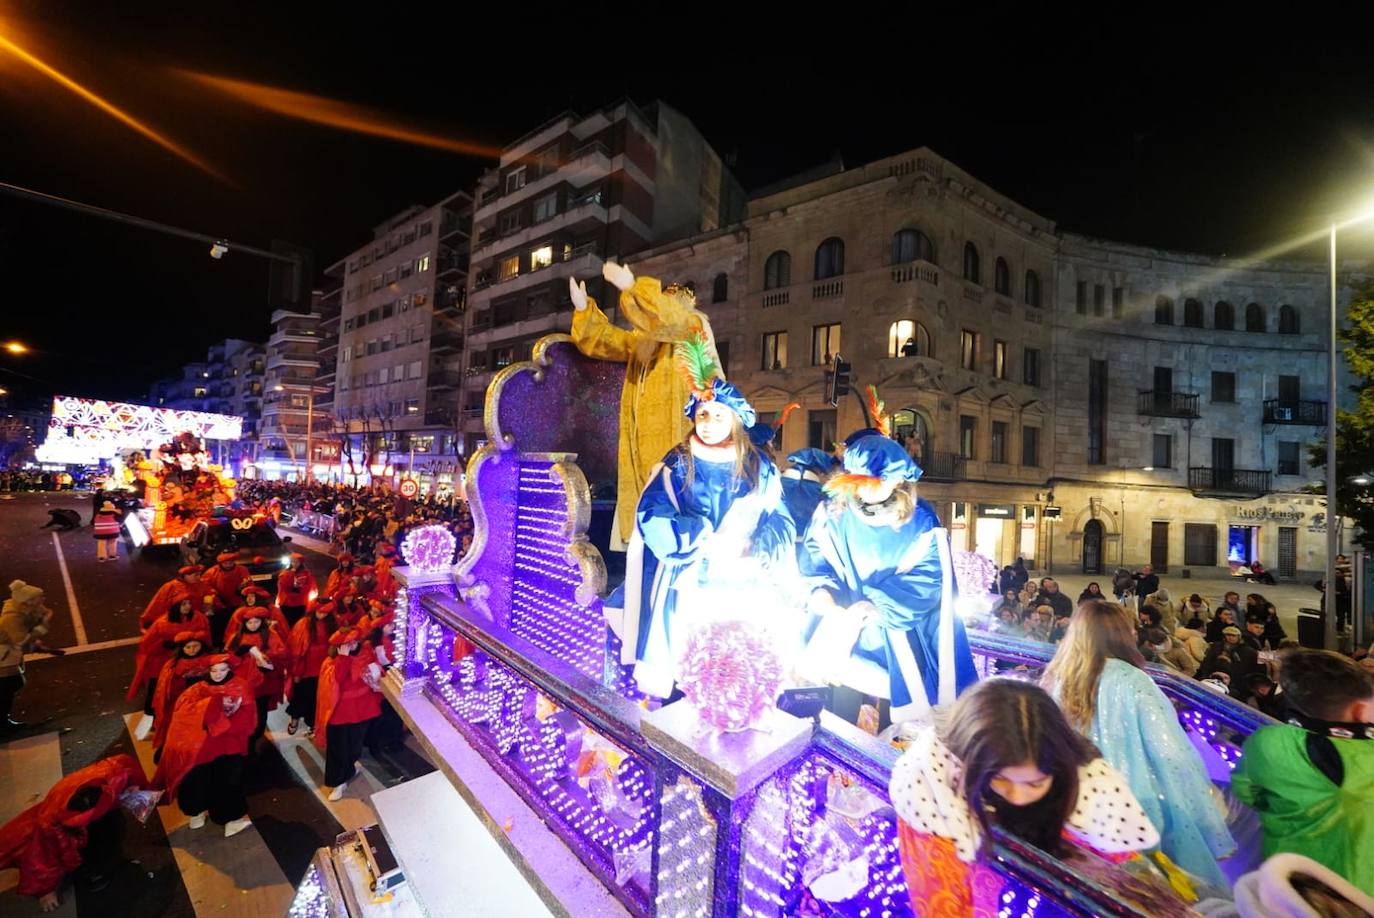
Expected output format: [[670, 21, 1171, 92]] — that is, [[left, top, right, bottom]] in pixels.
[[1326, 225, 1341, 649], [275, 383, 329, 483]]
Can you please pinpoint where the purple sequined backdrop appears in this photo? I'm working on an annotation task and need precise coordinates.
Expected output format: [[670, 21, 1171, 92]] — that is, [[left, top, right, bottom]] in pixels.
[[494, 339, 623, 495]]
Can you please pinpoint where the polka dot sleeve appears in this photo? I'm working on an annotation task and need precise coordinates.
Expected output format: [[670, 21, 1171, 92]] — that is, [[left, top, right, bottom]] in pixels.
[[888, 727, 980, 862], [1066, 757, 1161, 854]]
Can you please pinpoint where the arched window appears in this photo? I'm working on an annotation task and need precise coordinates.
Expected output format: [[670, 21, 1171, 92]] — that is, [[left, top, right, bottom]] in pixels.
[[994, 257, 1011, 295], [891, 229, 936, 265], [1184, 298, 1204, 328], [1278, 304, 1300, 335], [888, 320, 932, 358], [1246, 302, 1266, 332], [1024, 270, 1041, 307], [890, 409, 931, 460], [1215, 300, 1235, 330], [763, 250, 791, 290], [963, 242, 980, 284], [814, 237, 845, 280], [1155, 295, 1174, 325], [711, 273, 728, 303]]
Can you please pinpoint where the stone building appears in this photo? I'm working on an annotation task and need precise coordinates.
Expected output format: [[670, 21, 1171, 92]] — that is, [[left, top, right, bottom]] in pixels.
[[457, 99, 743, 454], [623, 148, 1340, 580]]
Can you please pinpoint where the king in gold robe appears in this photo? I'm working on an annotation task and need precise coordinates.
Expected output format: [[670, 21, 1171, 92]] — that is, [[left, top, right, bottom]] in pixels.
[[570, 268, 720, 548]]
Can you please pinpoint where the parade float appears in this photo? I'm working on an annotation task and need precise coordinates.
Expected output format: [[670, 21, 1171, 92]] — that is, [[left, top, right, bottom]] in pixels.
[[36, 396, 241, 545], [290, 335, 1271, 918]]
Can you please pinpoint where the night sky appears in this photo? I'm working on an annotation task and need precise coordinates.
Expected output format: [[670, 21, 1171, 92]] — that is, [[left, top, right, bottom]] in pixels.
[[4, 3, 1374, 407]]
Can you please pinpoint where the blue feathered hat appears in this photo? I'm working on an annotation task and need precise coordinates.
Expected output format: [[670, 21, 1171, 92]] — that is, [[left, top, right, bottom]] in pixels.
[[823, 434, 922, 500], [787, 447, 838, 476], [676, 334, 756, 428]]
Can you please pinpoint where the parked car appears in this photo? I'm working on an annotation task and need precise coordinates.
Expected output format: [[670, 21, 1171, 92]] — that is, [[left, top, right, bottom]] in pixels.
[[180, 517, 294, 586]]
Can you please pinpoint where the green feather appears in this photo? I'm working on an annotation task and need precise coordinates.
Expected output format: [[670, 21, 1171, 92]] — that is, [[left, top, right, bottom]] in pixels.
[[674, 333, 719, 391]]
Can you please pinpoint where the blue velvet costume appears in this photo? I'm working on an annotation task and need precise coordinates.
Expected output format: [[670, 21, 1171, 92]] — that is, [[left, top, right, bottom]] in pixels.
[[780, 448, 835, 539], [798, 437, 977, 720], [608, 378, 796, 698]]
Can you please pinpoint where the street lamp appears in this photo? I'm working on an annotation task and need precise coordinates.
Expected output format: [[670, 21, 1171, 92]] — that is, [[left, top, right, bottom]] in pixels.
[[274, 383, 329, 483], [3, 341, 28, 355], [1325, 206, 1374, 649]]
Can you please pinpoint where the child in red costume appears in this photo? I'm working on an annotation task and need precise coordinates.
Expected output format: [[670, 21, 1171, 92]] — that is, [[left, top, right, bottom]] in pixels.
[[153, 654, 260, 837], [127, 590, 210, 718], [0, 754, 144, 912], [360, 608, 405, 754], [286, 604, 337, 736], [315, 627, 382, 800], [140, 565, 213, 630], [204, 551, 251, 610], [276, 554, 316, 628], [323, 554, 356, 599], [224, 584, 289, 637], [225, 613, 290, 748], [150, 630, 211, 756]]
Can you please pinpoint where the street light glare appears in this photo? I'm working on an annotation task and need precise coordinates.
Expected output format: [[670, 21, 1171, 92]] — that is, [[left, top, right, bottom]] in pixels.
[[4, 341, 28, 354]]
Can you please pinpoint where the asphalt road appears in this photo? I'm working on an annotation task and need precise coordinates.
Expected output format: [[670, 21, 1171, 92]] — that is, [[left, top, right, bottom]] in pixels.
[[0, 492, 336, 648], [0, 492, 432, 917]]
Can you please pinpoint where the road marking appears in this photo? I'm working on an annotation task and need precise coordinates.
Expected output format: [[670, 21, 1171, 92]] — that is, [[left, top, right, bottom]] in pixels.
[[25, 635, 142, 662], [50, 532, 88, 645]]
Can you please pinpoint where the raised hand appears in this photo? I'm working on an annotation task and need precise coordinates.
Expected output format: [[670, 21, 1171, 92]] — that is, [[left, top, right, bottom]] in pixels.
[[602, 260, 635, 291], [568, 276, 589, 312]]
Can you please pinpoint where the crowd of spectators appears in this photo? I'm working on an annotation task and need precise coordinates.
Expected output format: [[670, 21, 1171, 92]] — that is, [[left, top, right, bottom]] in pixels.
[[236, 480, 474, 563]]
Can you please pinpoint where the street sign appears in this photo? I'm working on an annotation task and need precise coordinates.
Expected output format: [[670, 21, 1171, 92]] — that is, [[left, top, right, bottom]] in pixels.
[[399, 479, 419, 498]]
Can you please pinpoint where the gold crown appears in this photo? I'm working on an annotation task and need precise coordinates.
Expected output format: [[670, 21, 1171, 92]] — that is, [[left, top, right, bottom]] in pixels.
[[663, 283, 697, 307]]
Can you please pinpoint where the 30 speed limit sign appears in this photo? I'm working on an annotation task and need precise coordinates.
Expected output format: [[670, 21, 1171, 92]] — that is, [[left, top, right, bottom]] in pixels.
[[399, 479, 419, 498]]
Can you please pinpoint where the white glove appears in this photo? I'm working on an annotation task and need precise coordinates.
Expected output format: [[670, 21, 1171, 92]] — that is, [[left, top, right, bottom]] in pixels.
[[602, 261, 634, 291], [568, 277, 588, 312]]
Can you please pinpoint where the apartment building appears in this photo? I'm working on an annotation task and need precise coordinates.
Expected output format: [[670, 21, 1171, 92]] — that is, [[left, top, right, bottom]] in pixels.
[[148, 338, 263, 470], [257, 305, 329, 479], [458, 99, 744, 453], [329, 191, 471, 491]]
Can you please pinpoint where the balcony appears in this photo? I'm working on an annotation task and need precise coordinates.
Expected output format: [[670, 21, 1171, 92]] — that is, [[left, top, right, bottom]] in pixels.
[[1189, 467, 1272, 496], [812, 280, 843, 300], [469, 242, 602, 303], [426, 371, 463, 390], [439, 213, 469, 240], [430, 328, 464, 353], [1137, 390, 1200, 418], [890, 261, 940, 286], [761, 290, 789, 308], [920, 450, 966, 482], [1262, 399, 1326, 425]]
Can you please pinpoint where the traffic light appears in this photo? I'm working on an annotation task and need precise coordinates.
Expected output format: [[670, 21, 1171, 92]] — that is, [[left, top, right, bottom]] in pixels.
[[828, 355, 852, 407]]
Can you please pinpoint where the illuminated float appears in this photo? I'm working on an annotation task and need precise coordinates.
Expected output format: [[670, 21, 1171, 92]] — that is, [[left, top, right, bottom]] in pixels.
[[290, 335, 1272, 917]]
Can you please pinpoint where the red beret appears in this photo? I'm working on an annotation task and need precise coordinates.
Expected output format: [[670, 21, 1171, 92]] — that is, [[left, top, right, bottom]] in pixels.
[[178, 564, 205, 576], [337, 553, 354, 563], [239, 584, 271, 598], [216, 551, 239, 563], [174, 630, 209, 645], [329, 627, 361, 647]]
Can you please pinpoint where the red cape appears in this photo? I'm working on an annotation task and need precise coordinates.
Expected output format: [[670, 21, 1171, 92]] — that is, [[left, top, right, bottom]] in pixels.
[[0, 755, 142, 897], [127, 612, 211, 701], [150, 653, 211, 751], [152, 667, 259, 800]]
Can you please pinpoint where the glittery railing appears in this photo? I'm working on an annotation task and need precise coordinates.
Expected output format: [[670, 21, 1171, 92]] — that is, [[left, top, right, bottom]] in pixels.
[[654, 775, 717, 918], [417, 609, 655, 915], [509, 459, 606, 678]]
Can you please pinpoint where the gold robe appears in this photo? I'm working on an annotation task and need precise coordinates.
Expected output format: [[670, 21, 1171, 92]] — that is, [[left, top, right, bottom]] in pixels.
[[571, 276, 718, 546]]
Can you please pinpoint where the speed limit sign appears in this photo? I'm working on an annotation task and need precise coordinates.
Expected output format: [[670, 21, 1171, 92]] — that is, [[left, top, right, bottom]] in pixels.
[[399, 479, 419, 498]]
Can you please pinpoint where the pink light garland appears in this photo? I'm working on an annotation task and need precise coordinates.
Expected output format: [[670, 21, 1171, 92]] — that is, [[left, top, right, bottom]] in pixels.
[[401, 524, 456, 573], [677, 621, 783, 733]]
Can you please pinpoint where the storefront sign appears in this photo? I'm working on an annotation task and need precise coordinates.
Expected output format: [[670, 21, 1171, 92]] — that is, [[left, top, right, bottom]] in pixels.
[[1231, 507, 1305, 524], [978, 503, 1016, 518]]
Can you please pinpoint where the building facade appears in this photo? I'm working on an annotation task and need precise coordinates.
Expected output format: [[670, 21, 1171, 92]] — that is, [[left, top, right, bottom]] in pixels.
[[457, 99, 744, 453], [622, 148, 1339, 580], [148, 338, 264, 471], [256, 305, 330, 479], [328, 191, 471, 492]]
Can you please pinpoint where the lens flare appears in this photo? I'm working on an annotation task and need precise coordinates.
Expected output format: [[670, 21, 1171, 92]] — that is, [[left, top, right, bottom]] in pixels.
[[179, 71, 502, 159], [0, 30, 223, 179]]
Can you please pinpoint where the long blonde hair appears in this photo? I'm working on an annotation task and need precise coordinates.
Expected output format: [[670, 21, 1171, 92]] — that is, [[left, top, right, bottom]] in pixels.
[[1041, 600, 1145, 730], [677, 412, 762, 492]]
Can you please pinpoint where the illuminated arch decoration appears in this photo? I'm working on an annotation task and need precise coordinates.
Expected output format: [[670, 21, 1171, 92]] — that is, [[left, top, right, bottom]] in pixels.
[[37, 395, 242, 465]]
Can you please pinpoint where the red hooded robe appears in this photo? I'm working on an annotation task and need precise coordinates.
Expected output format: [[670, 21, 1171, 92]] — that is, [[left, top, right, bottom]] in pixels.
[[0, 755, 143, 897], [152, 663, 260, 801]]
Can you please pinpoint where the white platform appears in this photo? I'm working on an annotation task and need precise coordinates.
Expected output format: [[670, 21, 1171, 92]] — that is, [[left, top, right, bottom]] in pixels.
[[372, 772, 553, 918]]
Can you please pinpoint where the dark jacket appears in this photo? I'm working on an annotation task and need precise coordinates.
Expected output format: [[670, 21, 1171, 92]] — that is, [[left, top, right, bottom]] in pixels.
[[1035, 589, 1072, 618]]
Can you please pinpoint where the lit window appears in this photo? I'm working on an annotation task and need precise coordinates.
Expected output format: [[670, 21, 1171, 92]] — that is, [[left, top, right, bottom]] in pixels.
[[531, 245, 553, 270], [494, 346, 515, 368], [498, 255, 520, 281], [416, 254, 431, 273], [505, 167, 526, 194], [960, 330, 978, 370], [811, 323, 841, 365], [994, 340, 1007, 379], [405, 398, 420, 414], [889, 320, 916, 358], [761, 331, 788, 370]]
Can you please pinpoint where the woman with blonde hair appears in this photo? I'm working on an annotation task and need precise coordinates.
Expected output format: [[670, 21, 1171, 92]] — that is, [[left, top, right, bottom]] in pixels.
[[1042, 599, 1236, 888]]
